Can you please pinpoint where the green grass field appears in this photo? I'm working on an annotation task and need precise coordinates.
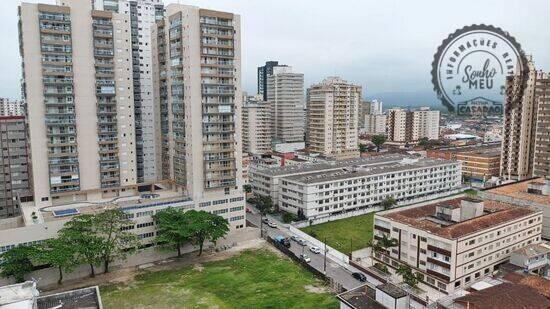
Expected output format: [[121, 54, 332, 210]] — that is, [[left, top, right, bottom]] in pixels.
[[301, 212, 375, 254], [100, 249, 338, 308]]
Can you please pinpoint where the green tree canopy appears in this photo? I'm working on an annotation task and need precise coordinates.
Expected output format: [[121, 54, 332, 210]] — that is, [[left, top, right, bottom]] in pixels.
[[184, 210, 229, 256], [0, 245, 37, 283], [36, 238, 78, 284], [154, 207, 191, 257], [371, 135, 387, 152], [381, 196, 397, 210], [58, 214, 104, 277], [95, 209, 139, 273]]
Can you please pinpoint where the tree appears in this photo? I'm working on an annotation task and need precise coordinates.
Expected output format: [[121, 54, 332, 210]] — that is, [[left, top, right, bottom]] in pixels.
[[36, 238, 78, 284], [371, 135, 387, 152], [154, 207, 191, 257], [359, 144, 368, 153], [397, 265, 421, 288], [0, 245, 36, 283], [381, 196, 397, 210], [243, 184, 252, 194], [256, 196, 274, 215], [184, 210, 229, 256], [58, 214, 104, 277], [418, 137, 430, 149], [95, 209, 139, 273], [376, 234, 398, 252]]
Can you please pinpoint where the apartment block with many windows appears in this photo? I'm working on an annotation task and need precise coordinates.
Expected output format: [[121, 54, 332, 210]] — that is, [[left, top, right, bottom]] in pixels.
[[242, 95, 272, 155], [306, 77, 360, 160], [0, 99, 24, 117], [387, 107, 439, 144], [373, 197, 543, 294], [19, 0, 137, 207], [151, 4, 245, 229]]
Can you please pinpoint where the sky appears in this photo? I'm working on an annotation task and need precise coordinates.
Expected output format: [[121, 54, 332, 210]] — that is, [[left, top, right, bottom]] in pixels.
[[2, 0, 549, 108]]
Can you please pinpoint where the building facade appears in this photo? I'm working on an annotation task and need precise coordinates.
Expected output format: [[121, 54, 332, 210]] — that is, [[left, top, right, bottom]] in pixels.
[[19, 0, 137, 207], [387, 107, 439, 143], [306, 77, 360, 159], [242, 96, 272, 155], [0, 99, 24, 117], [93, 0, 164, 183], [250, 155, 462, 220], [501, 57, 550, 180], [362, 114, 387, 135], [257, 60, 281, 101], [151, 4, 245, 229], [0, 116, 32, 218], [267, 66, 305, 144], [374, 197, 543, 294]]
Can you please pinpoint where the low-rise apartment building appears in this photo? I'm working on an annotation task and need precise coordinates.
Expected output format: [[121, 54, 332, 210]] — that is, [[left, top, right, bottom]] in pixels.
[[480, 177, 550, 239], [374, 197, 543, 294], [250, 154, 462, 220]]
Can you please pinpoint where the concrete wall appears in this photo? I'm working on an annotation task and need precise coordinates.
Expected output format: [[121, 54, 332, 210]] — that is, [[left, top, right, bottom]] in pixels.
[[288, 225, 349, 267]]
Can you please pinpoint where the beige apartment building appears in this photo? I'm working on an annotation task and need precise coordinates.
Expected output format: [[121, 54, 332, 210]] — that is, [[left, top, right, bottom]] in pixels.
[[19, 0, 137, 207], [306, 77, 360, 160], [151, 4, 246, 228], [374, 197, 543, 294], [501, 57, 550, 180], [387, 107, 439, 144], [267, 66, 305, 144], [0, 99, 24, 117], [242, 96, 272, 155]]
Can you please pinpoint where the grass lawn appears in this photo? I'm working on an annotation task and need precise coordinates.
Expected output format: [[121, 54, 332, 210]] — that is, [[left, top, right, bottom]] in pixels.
[[100, 249, 338, 308], [301, 212, 375, 254]]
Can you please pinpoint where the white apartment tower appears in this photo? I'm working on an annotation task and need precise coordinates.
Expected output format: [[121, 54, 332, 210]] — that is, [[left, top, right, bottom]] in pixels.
[[267, 66, 305, 144], [387, 107, 439, 143], [93, 0, 164, 183], [306, 77, 360, 159], [242, 96, 272, 155], [151, 4, 246, 228], [19, 0, 137, 207], [0, 99, 24, 116]]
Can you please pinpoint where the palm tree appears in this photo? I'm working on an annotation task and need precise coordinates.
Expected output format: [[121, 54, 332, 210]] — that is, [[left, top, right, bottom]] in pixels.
[[377, 234, 398, 252]]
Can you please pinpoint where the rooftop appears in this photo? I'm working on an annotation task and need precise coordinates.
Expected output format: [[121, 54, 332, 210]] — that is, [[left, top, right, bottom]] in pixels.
[[251, 154, 408, 177], [485, 177, 550, 206], [512, 243, 550, 258], [336, 284, 385, 309], [379, 198, 538, 239], [284, 157, 457, 185], [37, 286, 102, 309], [454, 282, 550, 309], [0, 281, 38, 308]]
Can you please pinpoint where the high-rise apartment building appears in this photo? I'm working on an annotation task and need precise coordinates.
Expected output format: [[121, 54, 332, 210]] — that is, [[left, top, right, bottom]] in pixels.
[[306, 77, 360, 159], [242, 96, 272, 155], [151, 4, 245, 228], [363, 114, 387, 135], [0, 116, 32, 218], [358, 100, 371, 128], [387, 107, 439, 143], [500, 58, 550, 180], [93, 0, 164, 183], [19, 0, 137, 207], [267, 66, 305, 144], [0, 99, 24, 116], [257, 61, 281, 101]]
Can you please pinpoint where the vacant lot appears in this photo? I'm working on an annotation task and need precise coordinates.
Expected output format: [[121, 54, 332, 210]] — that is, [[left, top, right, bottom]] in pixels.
[[301, 212, 375, 254], [100, 249, 338, 308]]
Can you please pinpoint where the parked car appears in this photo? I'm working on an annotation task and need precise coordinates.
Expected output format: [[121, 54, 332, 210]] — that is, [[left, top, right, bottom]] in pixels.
[[352, 272, 367, 282], [290, 235, 299, 242], [267, 221, 277, 228], [274, 235, 290, 248], [246, 207, 252, 213], [262, 218, 270, 224], [297, 238, 307, 246], [300, 254, 311, 263], [309, 246, 321, 254]]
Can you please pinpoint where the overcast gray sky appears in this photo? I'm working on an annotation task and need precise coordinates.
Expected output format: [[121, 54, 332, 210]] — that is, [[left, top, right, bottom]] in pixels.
[[2, 0, 549, 107]]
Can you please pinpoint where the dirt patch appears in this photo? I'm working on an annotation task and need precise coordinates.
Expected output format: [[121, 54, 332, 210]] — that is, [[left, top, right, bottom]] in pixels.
[[193, 264, 204, 272], [304, 284, 329, 294]]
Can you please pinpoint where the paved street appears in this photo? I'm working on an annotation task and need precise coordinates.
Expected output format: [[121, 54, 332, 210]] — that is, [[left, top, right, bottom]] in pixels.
[[246, 203, 381, 291]]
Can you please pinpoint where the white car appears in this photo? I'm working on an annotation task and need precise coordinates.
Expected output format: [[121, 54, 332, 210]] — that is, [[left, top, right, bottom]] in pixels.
[[309, 246, 321, 254], [297, 238, 307, 246], [267, 221, 277, 228], [300, 254, 311, 263]]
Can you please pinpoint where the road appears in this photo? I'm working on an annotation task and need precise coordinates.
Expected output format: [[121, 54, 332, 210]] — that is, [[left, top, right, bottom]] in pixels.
[[246, 204, 379, 291]]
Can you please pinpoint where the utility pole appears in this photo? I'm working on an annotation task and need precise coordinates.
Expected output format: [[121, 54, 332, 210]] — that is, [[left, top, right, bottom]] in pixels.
[[350, 238, 353, 260], [324, 237, 327, 273]]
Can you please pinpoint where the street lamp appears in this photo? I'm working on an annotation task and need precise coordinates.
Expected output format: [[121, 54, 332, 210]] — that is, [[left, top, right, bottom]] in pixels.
[[324, 236, 327, 273]]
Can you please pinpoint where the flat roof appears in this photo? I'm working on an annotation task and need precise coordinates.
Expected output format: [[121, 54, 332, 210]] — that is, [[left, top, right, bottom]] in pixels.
[[512, 243, 550, 258], [252, 154, 408, 177], [379, 198, 538, 239], [486, 177, 550, 206], [37, 286, 102, 309], [0, 281, 37, 308], [337, 285, 384, 309], [284, 157, 456, 184]]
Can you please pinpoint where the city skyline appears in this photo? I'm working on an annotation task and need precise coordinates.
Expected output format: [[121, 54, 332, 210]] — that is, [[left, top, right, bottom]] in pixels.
[[2, 0, 550, 108]]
